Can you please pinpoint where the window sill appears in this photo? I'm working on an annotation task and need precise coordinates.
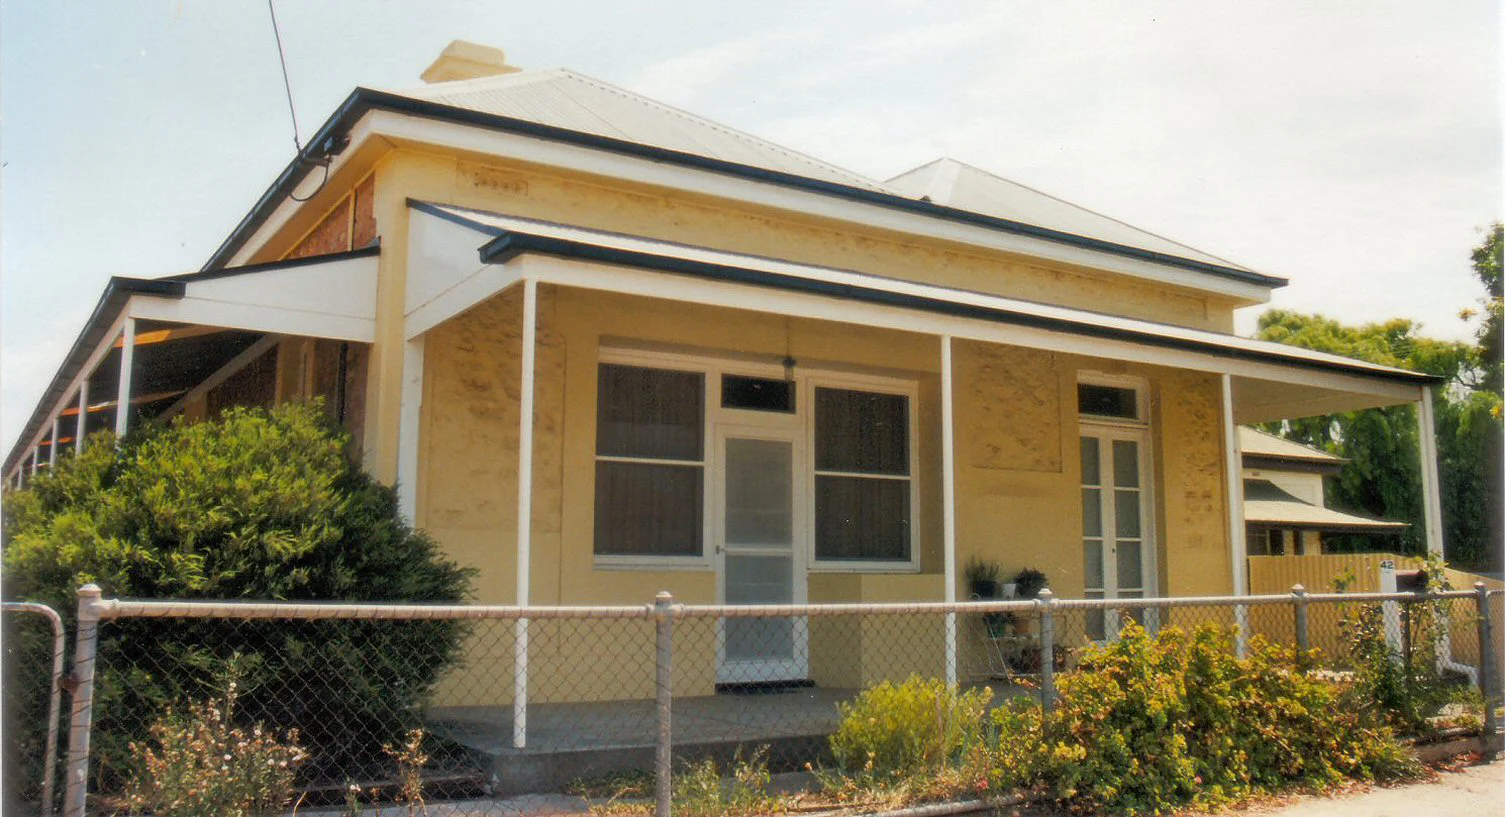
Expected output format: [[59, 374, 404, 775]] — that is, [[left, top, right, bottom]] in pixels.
[[808, 561, 922, 574], [593, 555, 713, 572]]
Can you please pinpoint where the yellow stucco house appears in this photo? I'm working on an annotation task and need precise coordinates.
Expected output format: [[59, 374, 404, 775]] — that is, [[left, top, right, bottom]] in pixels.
[[6, 42, 1447, 694]]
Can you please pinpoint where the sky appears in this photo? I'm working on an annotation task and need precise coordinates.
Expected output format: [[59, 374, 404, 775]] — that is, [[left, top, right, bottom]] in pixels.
[[1, 0, 1500, 454]]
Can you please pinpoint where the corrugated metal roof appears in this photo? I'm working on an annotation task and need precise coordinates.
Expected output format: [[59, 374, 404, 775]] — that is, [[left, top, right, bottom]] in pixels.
[[886, 157, 1253, 272], [390, 69, 889, 192], [1239, 426, 1344, 463], [1244, 479, 1407, 531]]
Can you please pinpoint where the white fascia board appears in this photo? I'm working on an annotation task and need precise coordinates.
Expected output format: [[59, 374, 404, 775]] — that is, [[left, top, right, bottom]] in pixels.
[[185, 255, 378, 320], [404, 208, 523, 338], [515, 254, 1420, 410], [368, 112, 1274, 305], [128, 254, 379, 342], [129, 296, 374, 343]]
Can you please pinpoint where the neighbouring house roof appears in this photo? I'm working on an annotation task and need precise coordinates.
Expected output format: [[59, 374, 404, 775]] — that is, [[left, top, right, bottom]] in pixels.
[[202, 72, 1288, 292], [887, 158, 1252, 272], [1243, 479, 1407, 534], [411, 200, 1434, 387], [1239, 426, 1346, 473]]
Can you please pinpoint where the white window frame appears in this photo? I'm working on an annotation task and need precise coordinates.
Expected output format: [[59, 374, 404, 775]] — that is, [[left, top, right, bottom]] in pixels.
[[591, 346, 920, 573], [1076, 372, 1159, 637], [805, 371, 921, 573], [1077, 371, 1150, 427], [592, 349, 715, 570]]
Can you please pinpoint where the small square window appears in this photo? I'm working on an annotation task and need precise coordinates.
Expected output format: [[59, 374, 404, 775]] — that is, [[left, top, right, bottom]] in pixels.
[[722, 374, 795, 413], [1078, 383, 1139, 420]]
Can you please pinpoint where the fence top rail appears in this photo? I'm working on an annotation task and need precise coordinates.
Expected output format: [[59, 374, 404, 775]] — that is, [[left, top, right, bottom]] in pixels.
[[1, 601, 64, 632], [89, 598, 656, 621], [77, 587, 1476, 622]]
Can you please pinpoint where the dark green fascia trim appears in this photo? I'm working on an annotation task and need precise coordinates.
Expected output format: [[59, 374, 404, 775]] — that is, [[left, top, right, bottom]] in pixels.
[[469, 224, 1436, 388], [205, 88, 1288, 290]]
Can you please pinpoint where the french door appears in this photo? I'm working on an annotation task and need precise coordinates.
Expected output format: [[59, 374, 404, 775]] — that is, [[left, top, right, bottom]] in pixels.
[[1080, 427, 1156, 641], [714, 425, 809, 683]]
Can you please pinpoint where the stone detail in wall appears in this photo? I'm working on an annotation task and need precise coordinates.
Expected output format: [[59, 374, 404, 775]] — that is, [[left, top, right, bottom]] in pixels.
[[959, 342, 1061, 472], [422, 287, 565, 534]]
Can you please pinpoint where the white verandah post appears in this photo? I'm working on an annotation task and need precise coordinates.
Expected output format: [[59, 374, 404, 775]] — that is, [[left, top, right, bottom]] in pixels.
[[49, 418, 61, 467], [1416, 388, 1445, 557], [75, 381, 89, 454], [114, 318, 136, 437], [1220, 374, 1249, 655], [940, 335, 958, 685], [513, 277, 538, 749]]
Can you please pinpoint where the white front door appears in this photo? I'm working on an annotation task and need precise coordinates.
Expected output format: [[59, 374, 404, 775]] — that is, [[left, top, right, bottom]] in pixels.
[[1081, 429, 1156, 641], [715, 425, 809, 684]]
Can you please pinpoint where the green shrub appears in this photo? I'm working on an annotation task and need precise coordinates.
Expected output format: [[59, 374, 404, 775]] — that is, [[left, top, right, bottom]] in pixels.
[[2, 404, 474, 790], [1026, 624, 1420, 814], [829, 675, 993, 782], [1336, 552, 1461, 733]]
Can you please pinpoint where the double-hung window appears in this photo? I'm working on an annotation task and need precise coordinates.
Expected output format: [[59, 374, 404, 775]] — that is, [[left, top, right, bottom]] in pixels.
[[594, 363, 705, 558], [812, 386, 913, 566]]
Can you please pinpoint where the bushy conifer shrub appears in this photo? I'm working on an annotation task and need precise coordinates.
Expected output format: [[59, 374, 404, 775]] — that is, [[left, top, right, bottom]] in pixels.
[[3, 404, 473, 790]]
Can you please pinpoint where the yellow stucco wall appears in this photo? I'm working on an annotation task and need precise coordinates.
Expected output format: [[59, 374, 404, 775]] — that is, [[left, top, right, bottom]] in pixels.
[[419, 282, 1233, 703]]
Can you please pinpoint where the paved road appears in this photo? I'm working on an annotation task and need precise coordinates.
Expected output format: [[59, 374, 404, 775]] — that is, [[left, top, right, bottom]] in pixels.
[[1241, 760, 1504, 817]]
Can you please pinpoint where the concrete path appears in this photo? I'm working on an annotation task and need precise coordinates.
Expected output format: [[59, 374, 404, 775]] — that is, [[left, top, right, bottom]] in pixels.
[[1238, 760, 1504, 816]]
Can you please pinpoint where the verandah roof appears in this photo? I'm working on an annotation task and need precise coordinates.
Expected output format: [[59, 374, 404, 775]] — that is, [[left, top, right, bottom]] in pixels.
[[405, 200, 1437, 425]]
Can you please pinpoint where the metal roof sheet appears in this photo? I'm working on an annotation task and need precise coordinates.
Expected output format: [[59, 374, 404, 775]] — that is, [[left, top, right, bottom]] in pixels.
[[887, 158, 1252, 272], [390, 69, 889, 192], [1244, 479, 1407, 532], [1239, 426, 1344, 463]]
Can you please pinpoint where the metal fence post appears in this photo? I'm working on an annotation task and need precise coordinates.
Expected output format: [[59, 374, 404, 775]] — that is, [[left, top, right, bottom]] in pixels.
[[2, 601, 66, 817], [1475, 583, 1498, 750], [1038, 588, 1056, 715], [61, 584, 103, 817], [1292, 584, 1310, 663], [654, 591, 674, 817]]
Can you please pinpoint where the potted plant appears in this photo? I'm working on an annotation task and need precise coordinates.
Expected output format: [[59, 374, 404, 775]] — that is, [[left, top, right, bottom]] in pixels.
[[964, 557, 1002, 599], [964, 558, 1015, 637], [1013, 568, 1048, 600], [1008, 568, 1048, 637]]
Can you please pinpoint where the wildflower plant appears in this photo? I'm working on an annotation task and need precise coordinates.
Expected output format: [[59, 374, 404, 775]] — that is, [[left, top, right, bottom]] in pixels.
[[124, 678, 306, 817]]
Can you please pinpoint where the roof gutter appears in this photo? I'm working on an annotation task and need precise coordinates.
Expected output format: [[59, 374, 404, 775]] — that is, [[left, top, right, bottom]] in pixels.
[[463, 221, 1435, 387], [202, 89, 1289, 290]]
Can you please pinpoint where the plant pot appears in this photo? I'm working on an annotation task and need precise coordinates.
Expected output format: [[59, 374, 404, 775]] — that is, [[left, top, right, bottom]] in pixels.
[[970, 580, 1000, 599]]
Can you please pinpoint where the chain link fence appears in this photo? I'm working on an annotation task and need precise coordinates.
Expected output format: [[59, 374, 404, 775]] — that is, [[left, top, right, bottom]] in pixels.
[[2, 601, 67, 817], [30, 584, 1503, 816]]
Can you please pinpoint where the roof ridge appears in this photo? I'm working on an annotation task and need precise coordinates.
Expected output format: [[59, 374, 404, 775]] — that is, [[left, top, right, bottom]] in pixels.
[[554, 69, 888, 191], [946, 158, 1253, 272]]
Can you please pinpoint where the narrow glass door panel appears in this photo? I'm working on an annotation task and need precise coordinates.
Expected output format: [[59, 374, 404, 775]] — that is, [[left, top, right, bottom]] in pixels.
[[720, 435, 806, 682], [1081, 433, 1152, 641]]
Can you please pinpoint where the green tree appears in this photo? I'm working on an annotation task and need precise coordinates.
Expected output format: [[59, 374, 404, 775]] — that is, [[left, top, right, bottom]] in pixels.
[[2, 403, 474, 791], [1256, 228, 1503, 572], [1465, 223, 1502, 394]]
